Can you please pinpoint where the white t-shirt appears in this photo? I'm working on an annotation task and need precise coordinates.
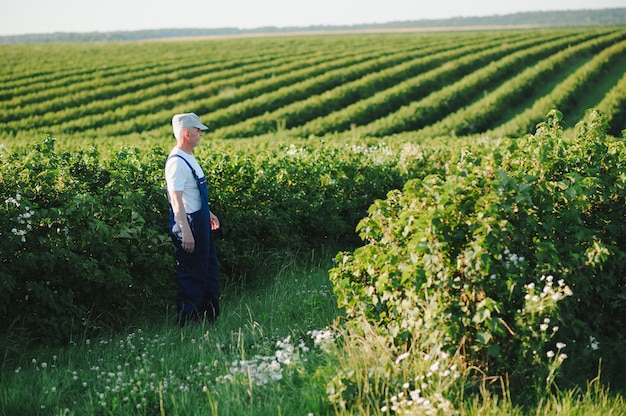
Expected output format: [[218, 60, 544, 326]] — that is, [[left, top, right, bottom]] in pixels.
[[165, 147, 205, 213]]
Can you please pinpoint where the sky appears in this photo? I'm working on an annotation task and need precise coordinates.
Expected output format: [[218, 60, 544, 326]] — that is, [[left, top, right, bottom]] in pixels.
[[1, 0, 625, 36]]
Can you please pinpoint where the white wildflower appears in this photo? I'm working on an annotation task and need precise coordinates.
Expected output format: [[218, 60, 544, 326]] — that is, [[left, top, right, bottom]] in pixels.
[[589, 336, 600, 351], [395, 352, 410, 364]]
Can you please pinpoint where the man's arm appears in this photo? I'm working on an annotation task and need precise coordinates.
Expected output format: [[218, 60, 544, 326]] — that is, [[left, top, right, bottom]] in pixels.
[[169, 189, 195, 253]]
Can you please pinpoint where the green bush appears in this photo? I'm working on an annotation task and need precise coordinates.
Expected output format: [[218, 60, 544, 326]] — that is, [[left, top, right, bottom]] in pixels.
[[330, 110, 626, 398], [0, 139, 173, 342], [195, 142, 422, 280], [0, 138, 414, 342]]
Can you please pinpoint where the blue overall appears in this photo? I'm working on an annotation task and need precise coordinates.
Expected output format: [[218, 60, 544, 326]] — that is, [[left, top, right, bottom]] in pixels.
[[167, 155, 220, 326]]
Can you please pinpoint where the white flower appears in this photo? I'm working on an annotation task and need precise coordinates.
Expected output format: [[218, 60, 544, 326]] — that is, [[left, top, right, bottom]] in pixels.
[[589, 336, 600, 350], [395, 352, 410, 364], [546, 350, 555, 358], [556, 342, 566, 349]]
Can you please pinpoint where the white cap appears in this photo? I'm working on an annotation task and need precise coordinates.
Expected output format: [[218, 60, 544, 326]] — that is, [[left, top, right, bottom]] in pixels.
[[172, 113, 208, 140]]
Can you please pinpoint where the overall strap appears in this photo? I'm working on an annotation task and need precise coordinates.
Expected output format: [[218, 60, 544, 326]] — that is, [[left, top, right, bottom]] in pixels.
[[167, 154, 198, 179]]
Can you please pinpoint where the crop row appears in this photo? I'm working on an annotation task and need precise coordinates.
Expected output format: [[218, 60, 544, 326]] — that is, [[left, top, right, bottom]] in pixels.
[[196, 37, 464, 131], [290, 31, 587, 138], [354, 31, 599, 136], [0, 36, 377, 88], [1, 34, 398, 113], [13, 34, 413, 109], [1, 33, 451, 137], [1, 29, 625, 144], [2, 39, 373, 126], [78, 32, 514, 137], [492, 37, 626, 137], [212, 31, 549, 138], [64, 41, 429, 137], [3, 49, 329, 130], [411, 28, 626, 138], [596, 71, 626, 136]]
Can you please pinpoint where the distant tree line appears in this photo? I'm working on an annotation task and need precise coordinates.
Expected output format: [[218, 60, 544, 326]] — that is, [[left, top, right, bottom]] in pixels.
[[1, 8, 625, 44]]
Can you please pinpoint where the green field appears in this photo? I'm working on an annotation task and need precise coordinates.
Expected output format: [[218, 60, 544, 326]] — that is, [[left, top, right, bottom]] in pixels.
[[2, 28, 626, 148], [2, 29, 626, 415]]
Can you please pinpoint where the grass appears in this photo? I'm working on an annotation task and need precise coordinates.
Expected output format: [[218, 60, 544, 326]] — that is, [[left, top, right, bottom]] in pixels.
[[1, 258, 625, 415], [0, 258, 338, 416]]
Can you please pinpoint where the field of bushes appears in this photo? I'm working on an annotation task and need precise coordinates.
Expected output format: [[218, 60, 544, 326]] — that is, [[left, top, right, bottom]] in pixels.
[[1, 28, 626, 146], [1, 29, 626, 414]]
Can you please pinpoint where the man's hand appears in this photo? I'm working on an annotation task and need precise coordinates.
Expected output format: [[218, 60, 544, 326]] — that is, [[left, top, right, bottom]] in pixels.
[[210, 212, 220, 231], [181, 228, 195, 253]]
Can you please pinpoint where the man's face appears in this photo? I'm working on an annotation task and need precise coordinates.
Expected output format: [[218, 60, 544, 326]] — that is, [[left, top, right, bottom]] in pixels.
[[187, 127, 203, 147]]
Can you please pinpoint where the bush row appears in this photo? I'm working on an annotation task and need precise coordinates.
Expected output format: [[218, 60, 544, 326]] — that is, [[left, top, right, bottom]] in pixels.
[[358, 31, 593, 137], [10, 29, 625, 144], [212, 31, 519, 138], [56, 46, 391, 139], [330, 110, 626, 397], [2, 35, 397, 136], [2, 51, 302, 132], [416, 29, 626, 138], [494, 37, 626, 137], [204, 39, 454, 136], [295, 31, 557, 138], [593, 67, 626, 137], [0, 137, 425, 342]]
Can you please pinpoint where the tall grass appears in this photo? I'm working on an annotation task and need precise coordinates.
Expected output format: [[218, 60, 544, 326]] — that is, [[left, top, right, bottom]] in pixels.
[[1, 258, 624, 415], [0, 257, 338, 416], [321, 319, 626, 415]]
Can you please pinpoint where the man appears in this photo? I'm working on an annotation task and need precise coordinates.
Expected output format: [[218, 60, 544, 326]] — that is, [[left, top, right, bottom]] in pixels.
[[165, 112, 220, 326]]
